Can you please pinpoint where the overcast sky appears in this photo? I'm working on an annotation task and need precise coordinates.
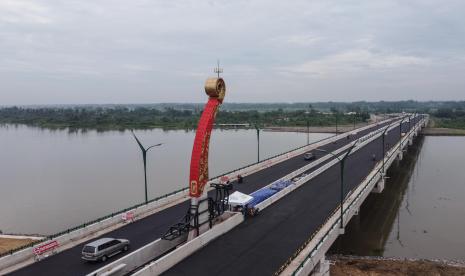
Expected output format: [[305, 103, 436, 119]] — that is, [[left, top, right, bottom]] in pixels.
[[1, 0, 465, 105]]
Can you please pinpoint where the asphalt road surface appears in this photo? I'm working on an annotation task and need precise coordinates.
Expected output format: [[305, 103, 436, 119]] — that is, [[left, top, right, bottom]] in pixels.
[[163, 117, 421, 276], [9, 117, 414, 276]]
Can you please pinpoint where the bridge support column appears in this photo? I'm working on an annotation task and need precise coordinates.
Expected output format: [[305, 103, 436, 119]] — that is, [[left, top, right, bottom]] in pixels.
[[397, 150, 403, 161], [372, 176, 385, 193], [312, 257, 330, 276], [352, 209, 361, 232]]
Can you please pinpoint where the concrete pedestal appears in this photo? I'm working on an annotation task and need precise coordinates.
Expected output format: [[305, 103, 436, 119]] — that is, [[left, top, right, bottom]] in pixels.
[[188, 194, 210, 241], [397, 150, 403, 161], [312, 257, 330, 276], [372, 177, 385, 193]]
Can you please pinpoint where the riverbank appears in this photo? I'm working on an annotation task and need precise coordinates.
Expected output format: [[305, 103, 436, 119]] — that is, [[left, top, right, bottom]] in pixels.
[[330, 255, 465, 276], [422, 117, 465, 136], [264, 124, 365, 134], [422, 127, 465, 136]]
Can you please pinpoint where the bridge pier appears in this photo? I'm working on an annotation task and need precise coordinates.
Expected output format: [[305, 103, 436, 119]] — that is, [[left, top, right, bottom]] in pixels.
[[372, 175, 385, 193], [312, 257, 330, 276], [397, 150, 403, 161], [352, 209, 361, 232]]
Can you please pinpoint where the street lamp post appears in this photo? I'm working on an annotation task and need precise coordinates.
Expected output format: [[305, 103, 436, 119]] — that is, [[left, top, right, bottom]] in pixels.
[[316, 140, 359, 230], [307, 119, 310, 145], [254, 124, 260, 163], [335, 112, 339, 135], [306, 105, 312, 145], [132, 131, 163, 204], [408, 115, 411, 131], [353, 113, 356, 130], [399, 116, 408, 149], [382, 121, 395, 174]]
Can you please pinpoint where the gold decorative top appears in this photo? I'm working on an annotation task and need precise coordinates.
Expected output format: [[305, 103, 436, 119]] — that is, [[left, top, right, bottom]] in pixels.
[[204, 77, 226, 103]]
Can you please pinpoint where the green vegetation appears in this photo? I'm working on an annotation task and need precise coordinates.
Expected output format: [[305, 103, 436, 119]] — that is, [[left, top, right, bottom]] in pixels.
[[1, 101, 465, 131], [0, 107, 198, 130], [431, 108, 465, 130], [0, 106, 368, 131]]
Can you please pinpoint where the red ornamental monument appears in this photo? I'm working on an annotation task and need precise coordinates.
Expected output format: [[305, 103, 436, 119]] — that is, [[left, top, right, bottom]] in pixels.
[[189, 76, 226, 198]]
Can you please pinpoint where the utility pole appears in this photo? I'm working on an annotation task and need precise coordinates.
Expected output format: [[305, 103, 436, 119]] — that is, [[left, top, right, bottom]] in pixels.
[[214, 59, 223, 78]]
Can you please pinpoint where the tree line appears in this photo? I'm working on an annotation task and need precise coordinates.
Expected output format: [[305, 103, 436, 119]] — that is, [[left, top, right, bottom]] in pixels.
[[0, 106, 369, 131]]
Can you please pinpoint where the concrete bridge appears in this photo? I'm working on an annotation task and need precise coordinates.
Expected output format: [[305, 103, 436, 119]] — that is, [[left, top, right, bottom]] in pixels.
[[1, 114, 427, 276]]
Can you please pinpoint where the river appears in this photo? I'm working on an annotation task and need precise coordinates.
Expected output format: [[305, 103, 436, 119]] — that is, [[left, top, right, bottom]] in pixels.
[[330, 135, 465, 260], [0, 125, 330, 235]]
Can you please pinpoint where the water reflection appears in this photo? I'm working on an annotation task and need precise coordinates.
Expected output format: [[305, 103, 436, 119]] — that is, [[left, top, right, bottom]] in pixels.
[[331, 136, 465, 260]]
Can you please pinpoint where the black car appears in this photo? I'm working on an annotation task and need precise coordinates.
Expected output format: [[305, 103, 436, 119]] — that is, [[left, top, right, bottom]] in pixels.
[[304, 152, 316, 161]]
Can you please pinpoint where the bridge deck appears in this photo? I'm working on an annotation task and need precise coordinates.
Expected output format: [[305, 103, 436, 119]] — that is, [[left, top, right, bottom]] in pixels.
[[9, 119, 400, 276], [162, 120, 418, 276]]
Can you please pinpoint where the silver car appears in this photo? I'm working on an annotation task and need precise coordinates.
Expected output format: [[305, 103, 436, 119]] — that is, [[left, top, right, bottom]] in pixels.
[[81, 237, 130, 262]]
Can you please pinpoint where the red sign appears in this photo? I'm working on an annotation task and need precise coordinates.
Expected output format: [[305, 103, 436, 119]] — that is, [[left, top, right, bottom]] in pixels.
[[189, 98, 221, 197], [33, 240, 59, 255], [220, 176, 229, 184], [122, 211, 134, 222], [189, 77, 226, 198]]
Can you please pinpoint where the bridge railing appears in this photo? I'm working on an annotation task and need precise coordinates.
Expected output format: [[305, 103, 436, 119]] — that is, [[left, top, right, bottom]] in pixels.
[[288, 116, 426, 276]]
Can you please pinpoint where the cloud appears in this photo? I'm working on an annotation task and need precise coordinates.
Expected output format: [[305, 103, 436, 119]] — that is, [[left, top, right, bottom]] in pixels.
[[280, 49, 431, 77], [271, 34, 325, 47], [0, 0, 52, 24], [0, 0, 465, 104]]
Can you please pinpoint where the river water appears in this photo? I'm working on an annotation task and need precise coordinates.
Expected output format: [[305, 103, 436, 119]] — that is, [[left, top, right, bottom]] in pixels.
[[0, 125, 330, 235], [330, 135, 465, 260]]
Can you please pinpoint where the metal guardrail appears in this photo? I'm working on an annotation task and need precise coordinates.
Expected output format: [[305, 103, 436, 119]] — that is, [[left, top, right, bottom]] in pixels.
[[287, 116, 425, 276]]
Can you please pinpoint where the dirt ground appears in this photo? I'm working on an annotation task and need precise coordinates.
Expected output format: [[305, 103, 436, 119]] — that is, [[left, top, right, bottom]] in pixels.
[[330, 256, 465, 276], [0, 238, 34, 254]]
